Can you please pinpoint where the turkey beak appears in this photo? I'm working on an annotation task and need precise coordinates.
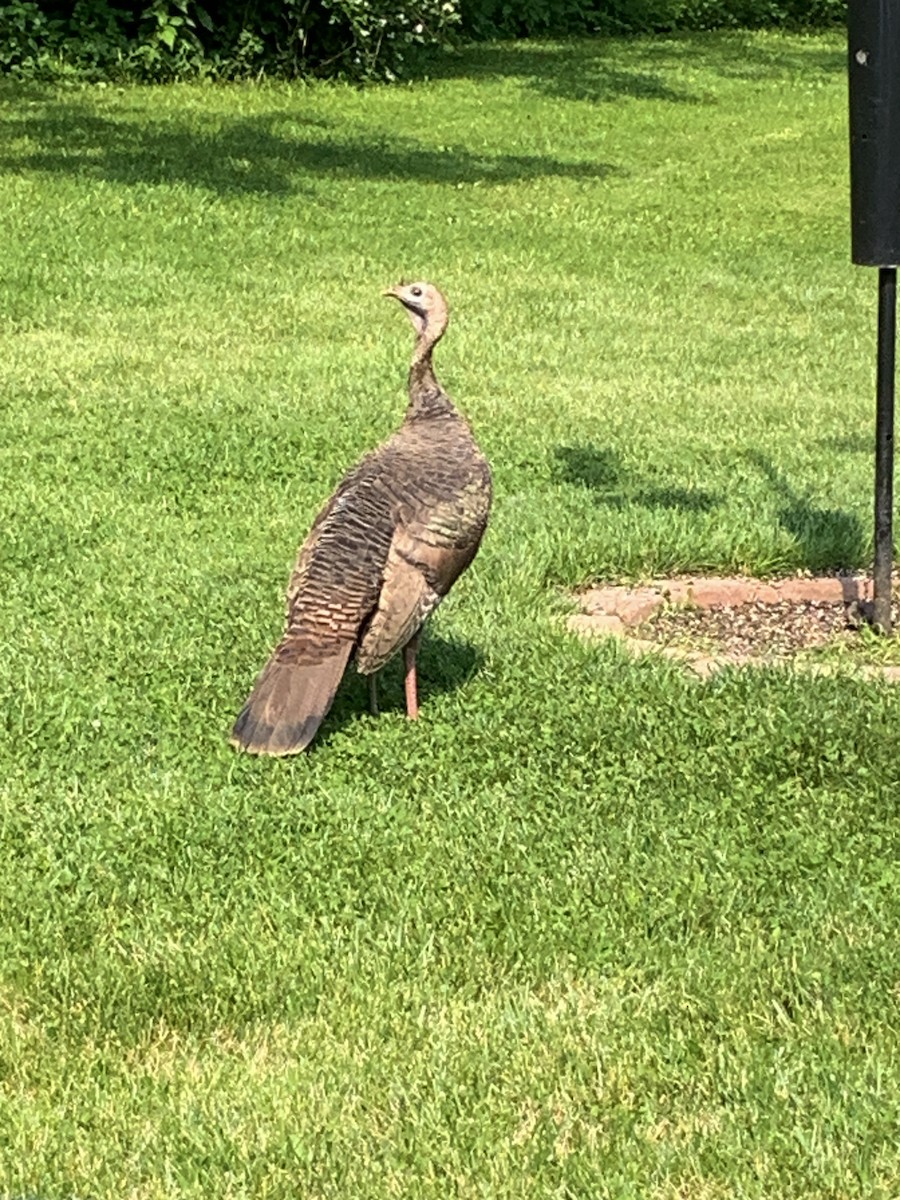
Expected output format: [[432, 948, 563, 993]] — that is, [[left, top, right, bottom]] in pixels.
[[383, 285, 402, 299]]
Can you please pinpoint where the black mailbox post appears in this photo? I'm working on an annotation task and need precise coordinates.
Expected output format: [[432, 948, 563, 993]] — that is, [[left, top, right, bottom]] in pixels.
[[849, 0, 899, 633]]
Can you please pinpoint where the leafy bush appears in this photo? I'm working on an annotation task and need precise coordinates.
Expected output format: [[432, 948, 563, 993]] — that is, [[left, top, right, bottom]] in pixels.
[[0, 0, 462, 81], [0, 1, 61, 72], [460, 0, 845, 38]]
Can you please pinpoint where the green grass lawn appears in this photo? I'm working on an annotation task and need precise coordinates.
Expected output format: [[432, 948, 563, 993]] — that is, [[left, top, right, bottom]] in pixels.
[[2, 28, 900, 1198]]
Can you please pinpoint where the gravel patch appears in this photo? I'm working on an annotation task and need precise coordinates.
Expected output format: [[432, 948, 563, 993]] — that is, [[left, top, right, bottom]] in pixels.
[[639, 596, 891, 659], [568, 574, 900, 679]]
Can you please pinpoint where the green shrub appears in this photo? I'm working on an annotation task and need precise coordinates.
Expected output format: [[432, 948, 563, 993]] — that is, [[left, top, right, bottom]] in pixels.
[[460, 0, 845, 38], [0, 0, 461, 80], [0, 1, 61, 72]]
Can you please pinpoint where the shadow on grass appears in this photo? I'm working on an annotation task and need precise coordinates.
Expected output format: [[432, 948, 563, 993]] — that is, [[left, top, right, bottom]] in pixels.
[[0, 102, 618, 196], [553, 443, 722, 513], [415, 29, 844, 100], [313, 632, 483, 747], [421, 41, 699, 103], [817, 431, 872, 455], [745, 451, 867, 571], [1, 29, 842, 194]]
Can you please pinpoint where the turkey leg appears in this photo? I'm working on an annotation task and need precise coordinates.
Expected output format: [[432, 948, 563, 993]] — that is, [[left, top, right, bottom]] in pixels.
[[404, 633, 421, 720]]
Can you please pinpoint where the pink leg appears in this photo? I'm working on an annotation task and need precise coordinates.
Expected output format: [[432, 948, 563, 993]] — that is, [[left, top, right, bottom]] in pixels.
[[403, 635, 420, 721]]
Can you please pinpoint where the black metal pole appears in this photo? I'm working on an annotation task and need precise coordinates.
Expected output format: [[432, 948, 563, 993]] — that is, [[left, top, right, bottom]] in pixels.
[[874, 266, 896, 634]]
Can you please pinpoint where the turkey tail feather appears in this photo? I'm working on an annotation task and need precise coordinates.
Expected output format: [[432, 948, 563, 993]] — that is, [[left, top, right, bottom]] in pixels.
[[230, 640, 353, 756]]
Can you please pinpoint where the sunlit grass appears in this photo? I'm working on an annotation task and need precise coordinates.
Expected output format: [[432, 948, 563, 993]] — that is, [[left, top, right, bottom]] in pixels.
[[2, 28, 899, 1199]]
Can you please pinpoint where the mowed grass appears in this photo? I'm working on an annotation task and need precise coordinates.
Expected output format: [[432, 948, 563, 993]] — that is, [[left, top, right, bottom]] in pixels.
[[2, 29, 900, 1198]]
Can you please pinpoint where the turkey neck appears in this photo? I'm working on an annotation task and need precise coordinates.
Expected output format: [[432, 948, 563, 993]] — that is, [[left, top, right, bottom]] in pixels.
[[406, 324, 456, 421]]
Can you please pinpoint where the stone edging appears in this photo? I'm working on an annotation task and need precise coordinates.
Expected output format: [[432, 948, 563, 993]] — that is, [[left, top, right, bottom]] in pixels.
[[567, 575, 900, 682]]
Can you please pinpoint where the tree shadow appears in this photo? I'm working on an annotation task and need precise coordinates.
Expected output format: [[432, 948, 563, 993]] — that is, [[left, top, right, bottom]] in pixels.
[[312, 631, 483, 747], [0, 102, 619, 196], [816, 432, 872, 455], [745, 451, 867, 571], [3, 29, 840, 194], [553, 443, 722, 513], [414, 29, 844, 101], [531, 58, 701, 105], [418, 40, 700, 103], [624, 29, 845, 83]]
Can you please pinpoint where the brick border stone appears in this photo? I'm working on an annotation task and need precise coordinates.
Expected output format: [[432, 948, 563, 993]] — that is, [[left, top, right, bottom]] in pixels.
[[567, 574, 900, 683]]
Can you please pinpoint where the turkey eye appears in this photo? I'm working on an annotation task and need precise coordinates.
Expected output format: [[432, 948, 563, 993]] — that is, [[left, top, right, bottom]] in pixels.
[[410, 286, 422, 297]]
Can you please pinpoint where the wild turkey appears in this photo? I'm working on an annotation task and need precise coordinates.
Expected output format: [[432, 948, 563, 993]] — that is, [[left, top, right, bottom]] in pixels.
[[230, 281, 492, 755]]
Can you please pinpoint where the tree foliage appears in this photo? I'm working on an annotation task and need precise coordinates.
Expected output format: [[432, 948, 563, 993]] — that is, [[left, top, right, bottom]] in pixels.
[[0, 0, 843, 81]]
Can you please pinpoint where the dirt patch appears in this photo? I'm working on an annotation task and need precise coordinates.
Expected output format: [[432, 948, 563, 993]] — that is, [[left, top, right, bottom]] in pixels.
[[568, 574, 900, 681]]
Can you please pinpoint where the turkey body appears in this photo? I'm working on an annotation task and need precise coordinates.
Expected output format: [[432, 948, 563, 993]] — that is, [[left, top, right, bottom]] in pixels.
[[230, 281, 492, 755]]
